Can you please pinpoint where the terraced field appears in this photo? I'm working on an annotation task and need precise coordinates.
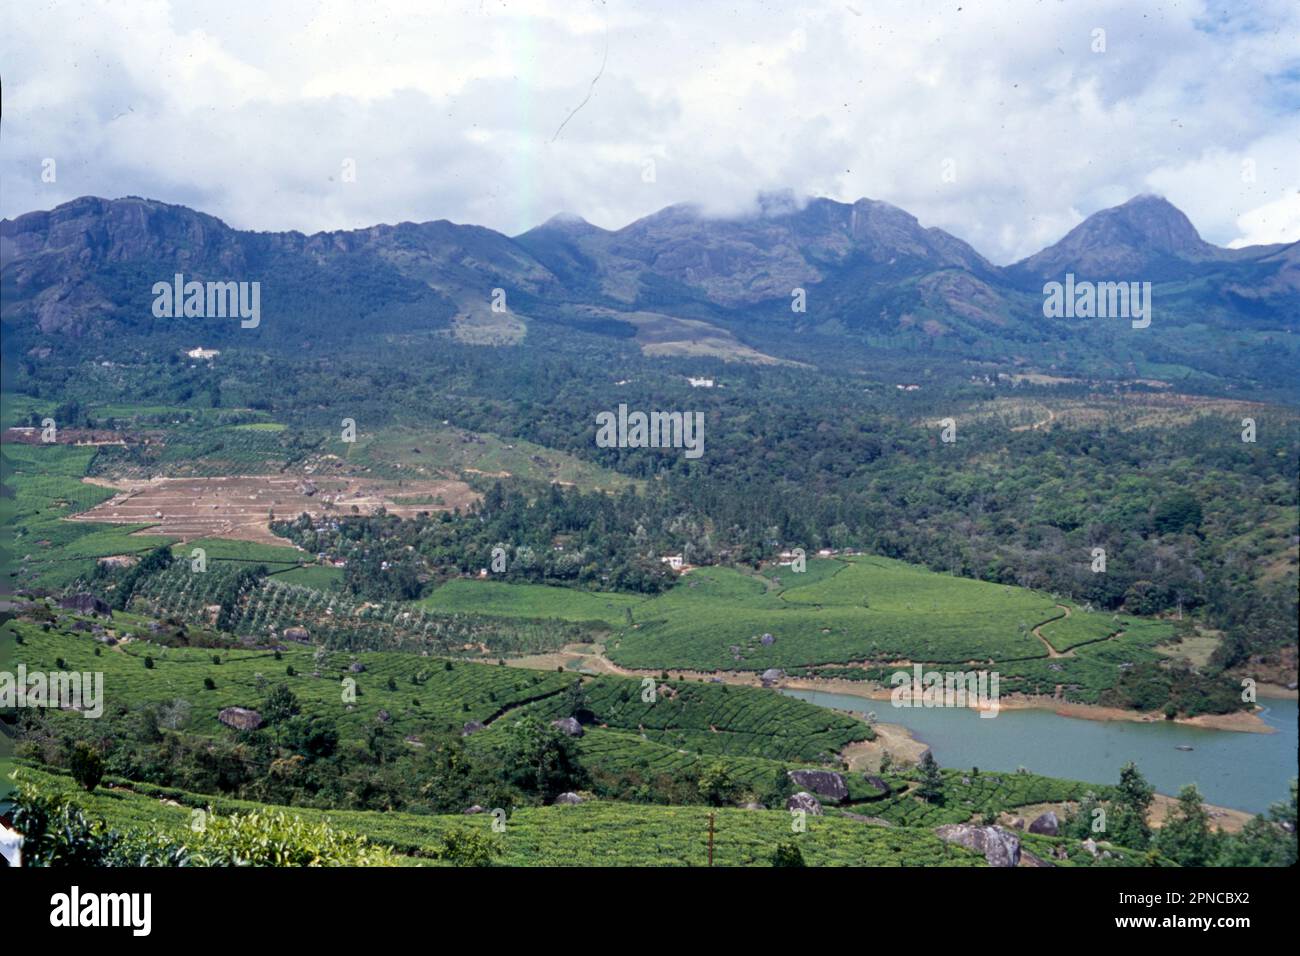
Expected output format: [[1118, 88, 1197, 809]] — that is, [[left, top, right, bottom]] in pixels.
[[1, 442, 174, 588], [606, 557, 1123, 671], [520, 674, 872, 762], [10, 624, 573, 742], [10, 765, 980, 866], [12, 623, 864, 764], [862, 768, 1113, 828], [408, 558, 1169, 694], [126, 563, 592, 657], [418, 579, 643, 625], [569, 729, 884, 802], [15, 764, 1147, 867]]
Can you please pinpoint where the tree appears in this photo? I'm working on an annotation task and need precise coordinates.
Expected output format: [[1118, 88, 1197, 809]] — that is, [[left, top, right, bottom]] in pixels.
[[262, 683, 301, 725], [917, 751, 944, 803], [68, 742, 104, 793], [262, 683, 301, 748], [1152, 493, 1203, 535], [562, 678, 592, 722], [1216, 779, 1297, 867], [501, 716, 586, 802], [1156, 784, 1218, 866], [1110, 761, 1154, 849], [697, 762, 739, 807]]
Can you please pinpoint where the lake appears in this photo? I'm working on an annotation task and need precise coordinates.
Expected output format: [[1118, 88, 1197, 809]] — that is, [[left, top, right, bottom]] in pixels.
[[785, 689, 1298, 815]]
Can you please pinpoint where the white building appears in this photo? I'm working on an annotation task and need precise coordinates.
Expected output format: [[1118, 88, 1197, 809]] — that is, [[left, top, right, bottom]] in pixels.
[[660, 554, 684, 571], [687, 377, 715, 388], [187, 347, 220, 360]]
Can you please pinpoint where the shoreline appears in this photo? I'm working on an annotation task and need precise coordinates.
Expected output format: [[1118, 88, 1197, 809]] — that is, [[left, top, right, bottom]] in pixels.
[[848, 717, 1258, 833], [777, 675, 1278, 734], [506, 644, 1282, 734]]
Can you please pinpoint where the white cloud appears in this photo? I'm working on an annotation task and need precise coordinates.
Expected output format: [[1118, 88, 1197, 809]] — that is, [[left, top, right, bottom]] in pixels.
[[1229, 191, 1300, 247], [1, 0, 1297, 263]]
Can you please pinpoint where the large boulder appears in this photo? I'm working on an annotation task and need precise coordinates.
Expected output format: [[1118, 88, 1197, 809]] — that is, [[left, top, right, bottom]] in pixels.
[[551, 717, 584, 737], [348, 661, 366, 673], [934, 824, 1021, 867], [217, 707, 263, 731], [786, 791, 823, 816], [760, 668, 784, 687], [461, 721, 485, 737], [282, 626, 311, 643], [553, 792, 584, 805], [59, 593, 111, 617], [788, 769, 848, 800], [1028, 811, 1060, 836], [862, 774, 891, 796]]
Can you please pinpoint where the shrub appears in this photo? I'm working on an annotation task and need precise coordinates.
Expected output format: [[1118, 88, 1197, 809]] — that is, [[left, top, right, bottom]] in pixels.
[[189, 809, 397, 867], [771, 841, 805, 867], [68, 742, 105, 793], [435, 827, 502, 867], [10, 781, 186, 867]]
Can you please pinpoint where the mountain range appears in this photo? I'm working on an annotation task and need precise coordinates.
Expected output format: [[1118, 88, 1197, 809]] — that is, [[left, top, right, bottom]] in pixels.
[[2, 192, 1296, 393]]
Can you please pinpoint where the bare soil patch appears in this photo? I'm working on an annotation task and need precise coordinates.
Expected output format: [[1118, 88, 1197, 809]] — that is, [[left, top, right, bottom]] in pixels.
[[70, 474, 479, 545]]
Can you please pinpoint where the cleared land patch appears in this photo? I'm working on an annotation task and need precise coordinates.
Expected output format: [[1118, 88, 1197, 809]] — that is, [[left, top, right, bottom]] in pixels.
[[343, 424, 636, 490], [71, 475, 478, 545]]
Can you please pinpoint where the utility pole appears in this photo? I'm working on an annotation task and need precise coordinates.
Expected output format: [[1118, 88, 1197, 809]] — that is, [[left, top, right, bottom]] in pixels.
[[707, 811, 715, 867]]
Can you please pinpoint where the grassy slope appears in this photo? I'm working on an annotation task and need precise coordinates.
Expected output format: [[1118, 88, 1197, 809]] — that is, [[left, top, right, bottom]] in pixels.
[[418, 579, 643, 624], [414, 557, 1175, 703], [14, 764, 1151, 866], [608, 557, 1150, 670], [9, 620, 866, 764], [1, 442, 174, 588]]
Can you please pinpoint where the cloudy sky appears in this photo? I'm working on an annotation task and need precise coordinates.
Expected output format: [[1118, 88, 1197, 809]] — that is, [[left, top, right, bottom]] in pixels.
[[2, 0, 1298, 263]]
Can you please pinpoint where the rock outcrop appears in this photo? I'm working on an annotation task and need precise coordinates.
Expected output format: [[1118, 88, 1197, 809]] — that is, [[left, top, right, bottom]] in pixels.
[[1028, 810, 1059, 836], [59, 593, 111, 617], [787, 769, 848, 800], [786, 791, 823, 816], [217, 707, 263, 731], [934, 824, 1021, 867], [551, 717, 584, 737]]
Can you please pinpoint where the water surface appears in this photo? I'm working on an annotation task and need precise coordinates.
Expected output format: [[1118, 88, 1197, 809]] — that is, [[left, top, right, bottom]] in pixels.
[[785, 688, 1297, 814]]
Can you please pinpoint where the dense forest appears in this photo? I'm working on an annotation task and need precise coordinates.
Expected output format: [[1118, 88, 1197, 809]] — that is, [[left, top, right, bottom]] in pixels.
[[9, 327, 1297, 681]]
